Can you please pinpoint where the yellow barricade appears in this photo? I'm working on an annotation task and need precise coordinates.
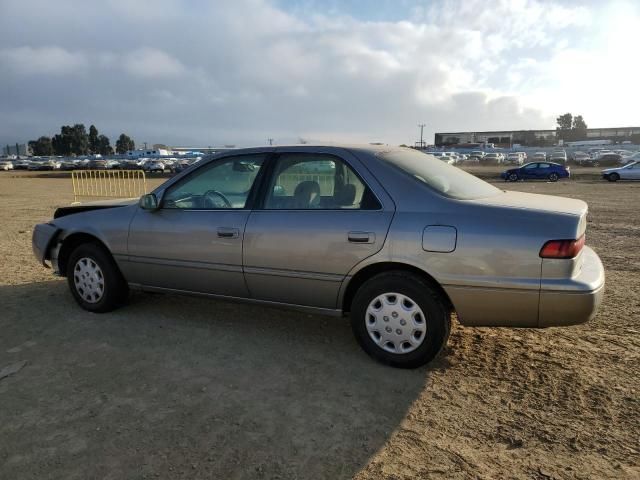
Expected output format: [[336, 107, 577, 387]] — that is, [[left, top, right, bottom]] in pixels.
[[71, 170, 147, 203]]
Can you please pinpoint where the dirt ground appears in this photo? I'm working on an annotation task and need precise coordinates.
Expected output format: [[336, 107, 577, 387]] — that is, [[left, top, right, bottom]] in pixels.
[[0, 170, 638, 479]]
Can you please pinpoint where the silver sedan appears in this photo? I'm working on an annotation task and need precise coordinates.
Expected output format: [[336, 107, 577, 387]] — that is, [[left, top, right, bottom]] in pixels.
[[33, 145, 605, 368]]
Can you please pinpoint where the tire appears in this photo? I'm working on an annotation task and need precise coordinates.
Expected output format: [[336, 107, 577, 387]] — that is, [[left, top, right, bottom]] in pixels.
[[609, 172, 620, 182], [350, 271, 451, 368], [508, 173, 518, 182], [66, 242, 128, 313], [548, 172, 559, 182]]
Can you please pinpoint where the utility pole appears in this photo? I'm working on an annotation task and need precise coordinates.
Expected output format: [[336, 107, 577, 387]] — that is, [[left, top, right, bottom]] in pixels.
[[268, 138, 274, 146], [417, 124, 426, 149], [144, 142, 148, 150]]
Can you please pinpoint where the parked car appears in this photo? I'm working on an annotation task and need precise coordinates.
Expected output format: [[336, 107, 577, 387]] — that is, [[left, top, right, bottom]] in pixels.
[[28, 159, 60, 171], [480, 152, 503, 165], [602, 161, 640, 181], [597, 154, 624, 166], [59, 160, 79, 171], [144, 161, 166, 173], [550, 150, 567, 164], [621, 152, 640, 164], [506, 152, 523, 165], [468, 151, 485, 161], [0, 160, 14, 171], [572, 151, 592, 165], [501, 162, 570, 182], [32, 145, 604, 368], [13, 159, 31, 170], [88, 159, 109, 170], [532, 152, 547, 161]]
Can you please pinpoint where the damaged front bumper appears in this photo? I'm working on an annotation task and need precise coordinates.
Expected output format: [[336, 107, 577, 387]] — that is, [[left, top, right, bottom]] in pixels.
[[32, 223, 60, 270]]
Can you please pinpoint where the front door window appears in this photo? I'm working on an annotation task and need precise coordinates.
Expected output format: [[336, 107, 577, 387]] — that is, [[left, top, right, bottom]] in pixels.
[[163, 155, 265, 209]]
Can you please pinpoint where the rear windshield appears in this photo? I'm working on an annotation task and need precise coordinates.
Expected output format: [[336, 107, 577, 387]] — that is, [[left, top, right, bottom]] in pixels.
[[379, 149, 501, 200]]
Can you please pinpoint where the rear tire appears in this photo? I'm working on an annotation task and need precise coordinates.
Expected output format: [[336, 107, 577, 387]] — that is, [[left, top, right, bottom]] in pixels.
[[350, 271, 450, 368], [66, 242, 128, 313]]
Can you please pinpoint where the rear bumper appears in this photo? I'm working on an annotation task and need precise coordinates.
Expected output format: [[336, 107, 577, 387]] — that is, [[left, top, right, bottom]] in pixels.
[[538, 246, 605, 327], [445, 246, 605, 328]]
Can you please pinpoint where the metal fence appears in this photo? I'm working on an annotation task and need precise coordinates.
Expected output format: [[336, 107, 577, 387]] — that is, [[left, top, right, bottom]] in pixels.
[[71, 170, 147, 203]]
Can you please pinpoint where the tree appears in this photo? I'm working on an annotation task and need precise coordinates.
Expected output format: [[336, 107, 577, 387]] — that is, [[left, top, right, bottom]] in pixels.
[[51, 124, 89, 155], [28, 136, 54, 156], [556, 113, 588, 142], [88, 125, 99, 154], [115, 133, 135, 154], [572, 115, 588, 140], [556, 113, 573, 130], [96, 134, 113, 155], [52, 132, 71, 156], [69, 124, 89, 155]]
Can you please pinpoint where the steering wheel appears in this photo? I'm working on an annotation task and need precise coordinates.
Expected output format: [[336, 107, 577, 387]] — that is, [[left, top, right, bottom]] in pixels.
[[203, 190, 232, 209]]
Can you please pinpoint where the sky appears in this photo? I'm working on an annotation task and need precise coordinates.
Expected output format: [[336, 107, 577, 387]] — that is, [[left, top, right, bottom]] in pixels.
[[0, 0, 638, 148]]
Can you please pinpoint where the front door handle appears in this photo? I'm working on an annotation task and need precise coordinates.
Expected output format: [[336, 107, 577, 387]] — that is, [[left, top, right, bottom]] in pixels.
[[217, 227, 239, 239], [348, 231, 375, 244]]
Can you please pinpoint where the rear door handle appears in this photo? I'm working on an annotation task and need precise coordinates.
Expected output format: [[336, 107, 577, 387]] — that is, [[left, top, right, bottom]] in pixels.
[[217, 227, 239, 239], [348, 231, 375, 244]]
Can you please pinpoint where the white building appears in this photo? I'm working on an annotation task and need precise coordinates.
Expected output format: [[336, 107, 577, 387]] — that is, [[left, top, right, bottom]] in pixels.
[[126, 148, 171, 158]]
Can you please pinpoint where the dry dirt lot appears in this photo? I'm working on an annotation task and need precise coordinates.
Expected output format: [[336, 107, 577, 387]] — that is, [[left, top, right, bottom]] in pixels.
[[0, 171, 638, 479]]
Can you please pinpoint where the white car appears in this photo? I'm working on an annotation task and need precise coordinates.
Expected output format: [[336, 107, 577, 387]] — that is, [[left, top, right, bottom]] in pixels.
[[506, 153, 523, 165], [0, 160, 15, 171], [602, 161, 640, 182], [481, 153, 503, 164], [551, 151, 567, 164], [620, 152, 640, 164], [533, 152, 547, 161]]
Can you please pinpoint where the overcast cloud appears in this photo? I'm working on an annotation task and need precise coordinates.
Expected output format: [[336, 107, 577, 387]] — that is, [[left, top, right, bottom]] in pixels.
[[0, 0, 638, 147]]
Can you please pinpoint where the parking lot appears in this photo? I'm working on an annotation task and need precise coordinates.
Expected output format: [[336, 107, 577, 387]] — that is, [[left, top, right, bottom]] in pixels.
[[0, 171, 638, 479]]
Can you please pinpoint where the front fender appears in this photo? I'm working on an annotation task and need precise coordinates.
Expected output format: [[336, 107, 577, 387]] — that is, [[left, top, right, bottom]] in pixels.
[[32, 223, 60, 266]]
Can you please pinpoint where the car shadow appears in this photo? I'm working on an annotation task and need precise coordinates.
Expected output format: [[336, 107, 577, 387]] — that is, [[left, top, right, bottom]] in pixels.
[[0, 281, 450, 479]]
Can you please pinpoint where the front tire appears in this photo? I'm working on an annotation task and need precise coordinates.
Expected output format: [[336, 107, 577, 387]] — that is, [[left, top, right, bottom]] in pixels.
[[608, 172, 620, 182], [508, 173, 518, 182], [548, 172, 559, 182], [67, 243, 128, 313], [350, 271, 451, 368]]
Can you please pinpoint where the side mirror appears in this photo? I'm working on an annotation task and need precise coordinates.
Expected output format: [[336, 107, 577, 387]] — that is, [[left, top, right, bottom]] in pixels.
[[139, 193, 159, 211]]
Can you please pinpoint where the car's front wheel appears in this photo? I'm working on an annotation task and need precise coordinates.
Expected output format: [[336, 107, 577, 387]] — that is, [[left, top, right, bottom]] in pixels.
[[508, 173, 518, 182], [350, 271, 450, 368], [548, 172, 559, 182], [608, 172, 620, 182], [67, 242, 128, 313]]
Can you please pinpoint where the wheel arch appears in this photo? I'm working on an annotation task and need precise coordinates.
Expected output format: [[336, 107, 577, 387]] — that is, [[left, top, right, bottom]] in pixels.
[[341, 262, 454, 314], [57, 232, 114, 277]]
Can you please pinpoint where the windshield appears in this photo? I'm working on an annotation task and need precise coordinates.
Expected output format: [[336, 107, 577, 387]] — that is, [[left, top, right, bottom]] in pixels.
[[379, 149, 501, 200]]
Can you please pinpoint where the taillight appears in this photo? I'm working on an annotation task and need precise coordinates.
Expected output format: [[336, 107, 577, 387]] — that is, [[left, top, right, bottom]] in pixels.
[[539, 235, 585, 259]]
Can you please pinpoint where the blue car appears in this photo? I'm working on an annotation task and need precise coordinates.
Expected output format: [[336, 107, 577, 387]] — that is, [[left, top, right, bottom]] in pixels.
[[501, 162, 570, 182]]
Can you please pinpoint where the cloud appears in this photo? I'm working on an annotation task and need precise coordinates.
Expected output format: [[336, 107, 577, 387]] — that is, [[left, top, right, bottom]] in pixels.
[[0, 0, 634, 146], [0, 46, 88, 75], [123, 48, 186, 78]]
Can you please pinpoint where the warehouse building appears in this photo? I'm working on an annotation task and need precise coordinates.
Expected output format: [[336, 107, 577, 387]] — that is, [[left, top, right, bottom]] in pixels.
[[434, 127, 640, 147]]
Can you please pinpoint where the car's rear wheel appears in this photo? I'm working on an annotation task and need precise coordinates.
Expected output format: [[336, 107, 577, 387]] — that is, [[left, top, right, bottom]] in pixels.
[[608, 172, 620, 182], [508, 173, 518, 182], [67, 242, 128, 313], [350, 271, 450, 368], [548, 172, 559, 182]]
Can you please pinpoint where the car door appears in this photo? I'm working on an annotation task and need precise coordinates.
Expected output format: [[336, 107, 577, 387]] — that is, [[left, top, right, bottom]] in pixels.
[[520, 163, 538, 179], [124, 154, 267, 296], [242, 149, 394, 309], [624, 163, 640, 179], [536, 162, 551, 179]]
